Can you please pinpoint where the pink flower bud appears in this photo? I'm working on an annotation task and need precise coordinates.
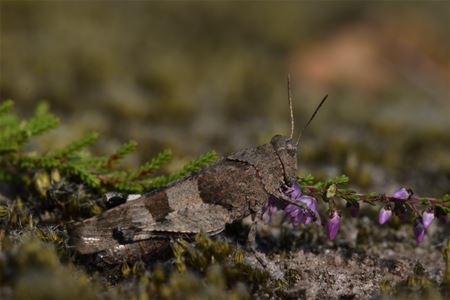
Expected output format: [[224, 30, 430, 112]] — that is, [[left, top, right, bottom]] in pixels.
[[414, 217, 425, 244], [422, 208, 434, 229], [327, 210, 340, 240], [378, 205, 392, 224], [392, 187, 411, 200]]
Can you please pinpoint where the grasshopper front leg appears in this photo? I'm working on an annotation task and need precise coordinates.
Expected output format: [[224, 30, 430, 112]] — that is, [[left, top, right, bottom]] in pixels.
[[245, 209, 286, 281]]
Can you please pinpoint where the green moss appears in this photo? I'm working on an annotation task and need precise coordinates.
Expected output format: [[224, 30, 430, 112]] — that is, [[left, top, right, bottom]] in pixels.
[[171, 233, 279, 297], [0, 236, 107, 300], [154, 268, 250, 300], [381, 261, 446, 300]]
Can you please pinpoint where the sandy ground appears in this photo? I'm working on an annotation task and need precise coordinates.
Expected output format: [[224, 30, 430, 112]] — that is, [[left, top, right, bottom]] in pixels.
[[239, 214, 447, 299]]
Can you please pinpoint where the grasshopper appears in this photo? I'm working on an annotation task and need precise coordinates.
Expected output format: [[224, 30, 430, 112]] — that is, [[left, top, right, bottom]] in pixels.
[[70, 76, 327, 264]]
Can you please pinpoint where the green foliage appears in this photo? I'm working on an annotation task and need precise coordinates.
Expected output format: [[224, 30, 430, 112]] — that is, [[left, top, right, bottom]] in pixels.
[[297, 173, 315, 186], [312, 174, 349, 190], [0, 100, 218, 196], [50, 132, 99, 159], [298, 174, 358, 206], [126, 148, 173, 181], [0, 101, 59, 153], [161, 150, 218, 186], [103, 140, 137, 168]]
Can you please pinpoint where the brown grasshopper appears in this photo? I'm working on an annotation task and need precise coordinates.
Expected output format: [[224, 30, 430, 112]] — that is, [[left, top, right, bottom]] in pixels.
[[69, 76, 327, 264]]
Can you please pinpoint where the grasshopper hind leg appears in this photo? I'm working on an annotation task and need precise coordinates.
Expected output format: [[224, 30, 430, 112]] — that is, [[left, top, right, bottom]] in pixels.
[[94, 239, 171, 265]]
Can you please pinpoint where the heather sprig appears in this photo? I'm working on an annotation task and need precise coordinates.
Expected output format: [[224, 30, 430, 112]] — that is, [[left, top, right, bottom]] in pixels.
[[262, 174, 449, 243], [0, 101, 59, 153], [0, 100, 218, 197]]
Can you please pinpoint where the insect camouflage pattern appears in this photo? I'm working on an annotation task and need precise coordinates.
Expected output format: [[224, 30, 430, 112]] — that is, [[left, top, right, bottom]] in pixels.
[[70, 135, 298, 263], [70, 78, 327, 264]]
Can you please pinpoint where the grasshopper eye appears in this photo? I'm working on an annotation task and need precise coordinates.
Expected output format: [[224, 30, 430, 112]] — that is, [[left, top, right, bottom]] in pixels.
[[286, 140, 297, 157]]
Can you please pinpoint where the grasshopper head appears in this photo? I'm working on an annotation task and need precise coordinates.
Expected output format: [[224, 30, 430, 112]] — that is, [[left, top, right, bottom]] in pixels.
[[270, 135, 297, 186]]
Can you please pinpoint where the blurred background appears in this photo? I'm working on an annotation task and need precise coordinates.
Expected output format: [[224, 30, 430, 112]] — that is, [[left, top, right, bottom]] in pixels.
[[1, 1, 449, 195]]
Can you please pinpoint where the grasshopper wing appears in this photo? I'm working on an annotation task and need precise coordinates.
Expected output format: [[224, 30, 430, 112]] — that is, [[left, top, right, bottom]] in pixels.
[[69, 177, 231, 254], [116, 203, 230, 242]]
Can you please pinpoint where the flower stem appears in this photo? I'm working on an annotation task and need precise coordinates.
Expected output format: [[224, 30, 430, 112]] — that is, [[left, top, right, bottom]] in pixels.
[[303, 186, 448, 208]]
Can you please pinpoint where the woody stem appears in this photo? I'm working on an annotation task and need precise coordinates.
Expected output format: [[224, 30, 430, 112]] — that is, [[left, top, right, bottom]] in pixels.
[[303, 186, 447, 207]]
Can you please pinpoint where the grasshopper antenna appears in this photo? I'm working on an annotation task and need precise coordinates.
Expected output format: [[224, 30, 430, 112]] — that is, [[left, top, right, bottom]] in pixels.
[[288, 73, 295, 140], [296, 94, 328, 146]]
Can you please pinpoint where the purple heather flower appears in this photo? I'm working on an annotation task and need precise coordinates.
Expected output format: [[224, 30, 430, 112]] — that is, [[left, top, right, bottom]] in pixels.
[[283, 183, 321, 226], [346, 202, 360, 218], [284, 182, 302, 199], [263, 183, 322, 226], [391, 188, 412, 221], [378, 205, 392, 224], [285, 195, 321, 226], [414, 217, 426, 244], [327, 210, 340, 240], [392, 187, 410, 200], [262, 196, 280, 224], [422, 208, 434, 229]]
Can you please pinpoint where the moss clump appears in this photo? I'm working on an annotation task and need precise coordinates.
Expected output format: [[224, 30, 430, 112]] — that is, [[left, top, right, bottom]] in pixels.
[[0, 236, 108, 300], [151, 266, 250, 300], [381, 261, 446, 300], [169, 233, 280, 298]]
